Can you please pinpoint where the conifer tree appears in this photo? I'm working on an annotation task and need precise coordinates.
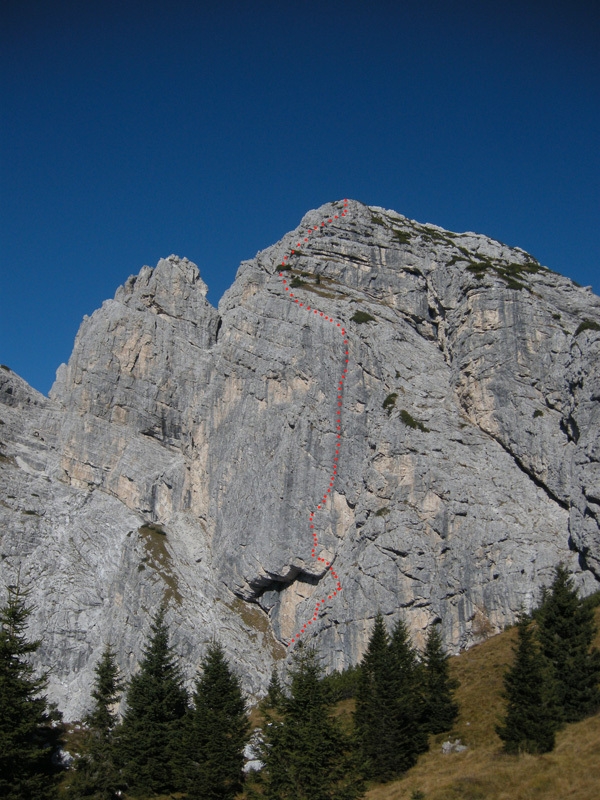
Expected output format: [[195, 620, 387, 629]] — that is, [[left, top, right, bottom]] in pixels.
[[355, 613, 427, 781], [387, 618, 429, 763], [496, 612, 559, 754], [258, 643, 363, 800], [179, 640, 250, 800], [354, 612, 389, 779], [263, 666, 284, 711], [536, 563, 600, 722], [320, 663, 361, 702], [421, 625, 459, 734], [115, 601, 188, 796], [0, 581, 62, 800], [71, 643, 124, 798]]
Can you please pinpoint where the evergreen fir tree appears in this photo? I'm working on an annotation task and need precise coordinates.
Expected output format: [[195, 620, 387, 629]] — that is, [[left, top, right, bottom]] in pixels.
[[85, 644, 123, 734], [115, 601, 188, 796], [354, 612, 390, 779], [320, 663, 361, 703], [355, 613, 427, 782], [71, 643, 124, 798], [496, 612, 559, 754], [257, 643, 364, 800], [180, 640, 250, 800], [421, 624, 459, 734], [0, 581, 62, 800], [387, 618, 429, 763], [536, 563, 600, 722], [263, 666, 284, 711]]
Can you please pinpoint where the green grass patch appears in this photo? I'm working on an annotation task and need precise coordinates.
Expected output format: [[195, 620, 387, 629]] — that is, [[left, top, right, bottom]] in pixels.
[[351, 310, 376, 324], [383, 392, 398, 414], [283, 269, 347, 299], [399, 409, 429, 432], [502, 277, 527, 291], [575, 319, 600, 336], [466, 264, 487, 278], [417, 226, 450, 244], [533, 409, 544, 419], [375, 507, 391, 517], [447, 255, 470, 267], [392, 229, 412, 244], [289, 276, 307, 288], [227, 597, 286, 660], [458, 251, 543, 291], [300, 285, 340, 299], [138, 524, 182, 605]]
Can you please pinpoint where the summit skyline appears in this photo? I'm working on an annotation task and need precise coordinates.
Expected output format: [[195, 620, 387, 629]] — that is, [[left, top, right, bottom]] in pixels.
[[1, 0, 598, 395]]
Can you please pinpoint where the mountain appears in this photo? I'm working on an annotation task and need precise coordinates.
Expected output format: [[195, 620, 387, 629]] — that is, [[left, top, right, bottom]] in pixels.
[[1, 199, 599, 721]]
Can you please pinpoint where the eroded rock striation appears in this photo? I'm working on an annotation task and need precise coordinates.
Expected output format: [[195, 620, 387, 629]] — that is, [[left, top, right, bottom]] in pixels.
[[1, 200, 600, 720]]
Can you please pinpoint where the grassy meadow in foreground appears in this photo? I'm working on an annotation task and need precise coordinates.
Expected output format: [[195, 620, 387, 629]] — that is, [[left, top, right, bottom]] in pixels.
[[361, 605, 600, 800]]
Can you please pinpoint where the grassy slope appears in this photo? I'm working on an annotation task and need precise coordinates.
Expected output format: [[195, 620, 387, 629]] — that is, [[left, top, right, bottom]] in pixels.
[[362, 605, 600, 800]]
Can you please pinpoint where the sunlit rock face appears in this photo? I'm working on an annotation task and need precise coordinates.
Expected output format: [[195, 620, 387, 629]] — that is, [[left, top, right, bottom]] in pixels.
[[1, 200, 600, 720]]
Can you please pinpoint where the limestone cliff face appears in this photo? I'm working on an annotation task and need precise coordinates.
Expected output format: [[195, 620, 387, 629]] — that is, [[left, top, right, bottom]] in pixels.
[[1, 200, 600, 720]]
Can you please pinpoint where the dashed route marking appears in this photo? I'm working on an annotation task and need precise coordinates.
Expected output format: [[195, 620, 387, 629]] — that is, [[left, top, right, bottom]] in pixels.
[[278, 199, 349, 647]]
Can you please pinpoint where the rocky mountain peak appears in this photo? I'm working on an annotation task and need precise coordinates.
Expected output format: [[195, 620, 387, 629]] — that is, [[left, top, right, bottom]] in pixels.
[[1, 199, 599, 719], [114, 254, 210, 318]]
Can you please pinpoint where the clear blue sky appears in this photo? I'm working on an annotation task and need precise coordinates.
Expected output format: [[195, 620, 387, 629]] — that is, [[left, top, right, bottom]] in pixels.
[[1, 0, 598, 396]]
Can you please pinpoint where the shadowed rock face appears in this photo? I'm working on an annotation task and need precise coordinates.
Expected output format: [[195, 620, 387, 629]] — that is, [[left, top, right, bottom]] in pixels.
[[1, 202, 600, 719]]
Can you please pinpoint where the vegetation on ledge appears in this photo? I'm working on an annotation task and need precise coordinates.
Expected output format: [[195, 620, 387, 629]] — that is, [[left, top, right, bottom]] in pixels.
[[351, 310, 376, 324], [399, 409, 429, 432], [575, 319, 600, 336], [383, 393, 398, 414]]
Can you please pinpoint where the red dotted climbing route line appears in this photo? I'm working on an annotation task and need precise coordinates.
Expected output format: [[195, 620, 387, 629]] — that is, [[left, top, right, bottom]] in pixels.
[[278, 199, 349, 647]]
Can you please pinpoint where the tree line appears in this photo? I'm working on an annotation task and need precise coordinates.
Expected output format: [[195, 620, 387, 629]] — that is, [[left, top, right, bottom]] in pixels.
[[1, 563, 599, 799]]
